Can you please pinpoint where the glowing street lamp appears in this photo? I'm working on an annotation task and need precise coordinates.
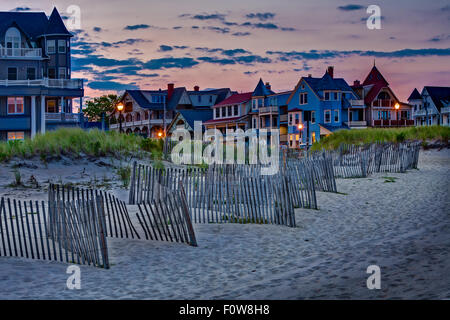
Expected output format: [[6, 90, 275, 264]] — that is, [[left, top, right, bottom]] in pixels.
[[117, 103, 124, 133], [158, 131, 163, 138], [394, 103, 400, 126], [298, 123, 303, 130]]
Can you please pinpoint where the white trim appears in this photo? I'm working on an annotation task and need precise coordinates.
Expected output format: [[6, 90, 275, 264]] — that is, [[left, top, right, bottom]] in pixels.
[[31, 96, 36, 138]]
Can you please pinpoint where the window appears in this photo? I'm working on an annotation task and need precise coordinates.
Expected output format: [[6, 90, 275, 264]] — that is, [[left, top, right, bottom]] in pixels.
[[300, 93, 308, 105], [198, 95, 201, 103], [26, 68, 36, 80], [334, 110, 339, 122], [46, 100, 58, 113], [234, 105, 238, 116], [289, 114, 293, 125], [312, 132, 316, 144], [227, 106, 232, 117], [324, 110, 331, 123], [252, 99, 258, 110], [215, 108, 220, 118], [311, 111, 316, 124], [209, 96, 213, 103], [253, 118, 257, 128], [7, 132, 25, 141], [48, 68, 56, 79], [334, 92, 339, 100], [58, 67, 66, 79], [295, 113, 299, 125], [7, 97, 24, 114], [58, 40, 66, 53], [222, 107, 226, 117], [47, 40, 56, 54], [5, 27, 21, 56], [324, 92, 330, 101], [8, 67, 17, 80]]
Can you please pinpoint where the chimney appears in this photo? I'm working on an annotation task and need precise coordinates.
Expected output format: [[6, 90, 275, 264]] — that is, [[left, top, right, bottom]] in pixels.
[[354, 80, 360, 86], [265, 82, 271, 91], [327, 66, 334, 78], [194, 85, 200, 92], [167, 83, 174, 100]]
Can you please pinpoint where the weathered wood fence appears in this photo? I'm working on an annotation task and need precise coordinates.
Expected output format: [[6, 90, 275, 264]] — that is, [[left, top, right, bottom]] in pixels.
[[310, 142, 420, 178], [129, 162, 297, 227], [0, 196, 109, 268]]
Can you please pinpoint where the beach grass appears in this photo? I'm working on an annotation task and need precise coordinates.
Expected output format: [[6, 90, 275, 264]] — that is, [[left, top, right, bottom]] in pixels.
[[0, 128, 163, 162], [311, 126, 450, 151]]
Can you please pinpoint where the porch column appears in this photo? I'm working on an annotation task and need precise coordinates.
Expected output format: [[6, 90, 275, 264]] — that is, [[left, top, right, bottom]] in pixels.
[[61, 97, 65, 113], [31, 96, 36, 138], [40, 96, 46, 134]]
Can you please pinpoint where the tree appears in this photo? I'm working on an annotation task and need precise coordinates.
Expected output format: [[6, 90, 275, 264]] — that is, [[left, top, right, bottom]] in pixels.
[[83, 94, 120, 122]]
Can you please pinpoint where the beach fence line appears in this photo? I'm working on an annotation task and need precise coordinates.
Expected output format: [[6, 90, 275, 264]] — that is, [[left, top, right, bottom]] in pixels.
[[310, 142, 421, 179], [48, 184, 140, 240], [137, 182, 197, 246], [0, 196, 109, 268], [129, 162, 297, 227]]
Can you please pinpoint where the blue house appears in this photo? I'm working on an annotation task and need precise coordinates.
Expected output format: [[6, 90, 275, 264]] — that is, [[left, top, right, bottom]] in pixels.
[[0, 7, 84, 141], [285, 67, 364, 148]]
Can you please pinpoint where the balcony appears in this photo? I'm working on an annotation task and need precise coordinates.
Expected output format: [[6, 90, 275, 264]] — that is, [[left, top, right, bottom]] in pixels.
[[45, 113, 80, 122], [0, 78, 83, 90], [0, 47, 42, 59], [259, 106, 278, 114], [349, 99, 365, 107], [345, 121, 368, 128], [373, 119, 415, 127]]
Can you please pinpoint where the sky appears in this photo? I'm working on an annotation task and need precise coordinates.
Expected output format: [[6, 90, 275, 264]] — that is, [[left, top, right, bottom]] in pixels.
[[2, 0, 450, 102]]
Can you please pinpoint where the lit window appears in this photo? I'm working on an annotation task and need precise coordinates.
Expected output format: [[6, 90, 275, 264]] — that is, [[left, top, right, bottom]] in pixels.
[[7, 97, 24, 114], [46, 100, 58, 113], [7, 132, 25, 141], [47, 40, 56, 54]]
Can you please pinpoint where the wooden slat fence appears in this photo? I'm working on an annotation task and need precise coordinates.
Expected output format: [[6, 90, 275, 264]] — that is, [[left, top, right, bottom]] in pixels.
[[0, 196, 109, 268]]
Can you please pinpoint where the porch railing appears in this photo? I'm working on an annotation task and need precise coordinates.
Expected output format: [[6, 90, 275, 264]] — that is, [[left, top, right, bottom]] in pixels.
[[0, 47, 42, 59], [0, 78, 83, 90]]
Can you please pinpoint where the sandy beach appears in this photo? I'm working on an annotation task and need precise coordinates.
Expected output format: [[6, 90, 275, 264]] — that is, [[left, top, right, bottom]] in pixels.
[[0, 148, 449, 300]]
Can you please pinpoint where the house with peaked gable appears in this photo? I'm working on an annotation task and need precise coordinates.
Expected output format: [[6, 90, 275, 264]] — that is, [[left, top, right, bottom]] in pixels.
[[408, 86, 450, 126], [0, 7, 84, 141], [285, 67, 363, 148], [352, 64, 413, 128]]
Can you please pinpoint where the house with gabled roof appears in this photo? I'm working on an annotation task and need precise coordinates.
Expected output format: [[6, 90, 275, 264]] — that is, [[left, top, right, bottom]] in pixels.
[[408, 86, 450, 126], [352, 64, 413, 128], [0, 7, 84, 141], [285, 66, 362, 148]]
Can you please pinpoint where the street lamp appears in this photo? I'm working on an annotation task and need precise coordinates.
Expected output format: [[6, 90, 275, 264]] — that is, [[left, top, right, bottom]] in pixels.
[[395, 103, 400, 127], [117, 103, 124, 133], [298, 123, 303, 130]]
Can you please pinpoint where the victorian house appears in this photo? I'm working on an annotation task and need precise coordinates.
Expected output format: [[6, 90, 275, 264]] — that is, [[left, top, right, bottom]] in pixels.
[[0, 7, 84, 141], [285, 67, 362, 148], [352, 64, 413, 128], [408, 87, 450, 127]]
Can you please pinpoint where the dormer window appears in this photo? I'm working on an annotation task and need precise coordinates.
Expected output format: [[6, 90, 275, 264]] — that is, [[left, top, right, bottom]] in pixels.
[[5, 27, 21, 56]]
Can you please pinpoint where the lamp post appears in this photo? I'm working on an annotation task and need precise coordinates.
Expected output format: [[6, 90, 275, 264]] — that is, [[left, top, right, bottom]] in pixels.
[[395, 103, 400, 127], [297, 123, 303, 150], [117, 103, 124, 133]]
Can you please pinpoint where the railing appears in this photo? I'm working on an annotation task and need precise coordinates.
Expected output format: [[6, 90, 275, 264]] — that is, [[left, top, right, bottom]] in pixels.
[[280, 114, 288, 122], [0, 47, 42, 59], [345, 121, 367, 127], [373, 119, 415, 127], [110, 119, 173, 129], [45, 113, 80, 122], [349, 99, 365, 107], [372, 99, 393, 108], [0, 78, 83, 90], [259, 106, 278, 114], [441, 106, 450, 114]]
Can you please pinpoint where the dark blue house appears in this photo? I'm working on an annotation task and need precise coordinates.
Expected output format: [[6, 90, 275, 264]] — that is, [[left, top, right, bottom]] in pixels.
[[0, 7, 84, 141]]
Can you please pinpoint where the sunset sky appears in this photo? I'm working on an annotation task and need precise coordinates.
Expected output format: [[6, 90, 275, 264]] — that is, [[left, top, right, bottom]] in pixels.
[[3, 0, 450, 102]]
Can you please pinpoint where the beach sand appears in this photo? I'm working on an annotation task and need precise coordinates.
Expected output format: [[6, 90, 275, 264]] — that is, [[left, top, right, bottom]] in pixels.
[[0, 149, 449, 299]]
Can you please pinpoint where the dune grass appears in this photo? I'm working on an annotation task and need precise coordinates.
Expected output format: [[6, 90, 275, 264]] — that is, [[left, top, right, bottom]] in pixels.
[[0, 128, 163, 162], [311, 126, 450, 151]]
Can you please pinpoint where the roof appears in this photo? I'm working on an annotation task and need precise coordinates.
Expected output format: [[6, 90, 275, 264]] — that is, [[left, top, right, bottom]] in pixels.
[[44, 7, 72, 36], [303, 72, 354, 96], [0, 7, 71, 40], [125, 87, 188, 111], [204, 116, 246, 124], [177, 109, 213, 129], [359, 66, 396, 105], [253, 78, 275, 97], [213, 92, 253, 107], [424, 86, 450, 112], [408, 88, 422, 101]]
